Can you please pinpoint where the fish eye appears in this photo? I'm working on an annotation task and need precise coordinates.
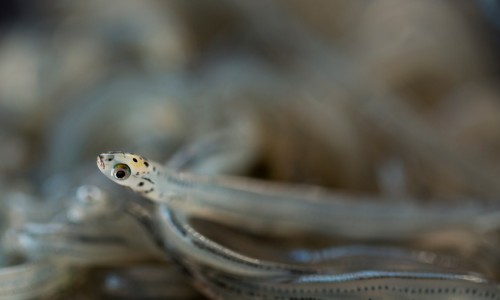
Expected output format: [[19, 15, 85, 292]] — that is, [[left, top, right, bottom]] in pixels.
[[112, 164, 131, 180]]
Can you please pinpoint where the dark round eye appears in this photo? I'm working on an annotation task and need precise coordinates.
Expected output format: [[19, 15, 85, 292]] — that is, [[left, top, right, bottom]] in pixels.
[[112, 164, 131, 180]]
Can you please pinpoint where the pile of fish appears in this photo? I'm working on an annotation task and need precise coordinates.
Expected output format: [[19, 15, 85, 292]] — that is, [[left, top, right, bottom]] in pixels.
[[0, 0, 499, 299]]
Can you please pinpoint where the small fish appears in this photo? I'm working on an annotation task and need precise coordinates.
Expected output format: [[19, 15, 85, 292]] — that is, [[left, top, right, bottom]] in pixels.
[[97, 151, 500, 299], [97, 151, 500, 241], [97, 152, 163, 200]]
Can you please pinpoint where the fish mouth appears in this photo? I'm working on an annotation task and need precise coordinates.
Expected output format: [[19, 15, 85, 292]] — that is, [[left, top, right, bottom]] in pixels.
[[97, 154, 105, 170]]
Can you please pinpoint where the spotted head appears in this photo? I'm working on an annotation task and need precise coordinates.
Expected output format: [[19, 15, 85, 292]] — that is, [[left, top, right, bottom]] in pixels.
[[97, 151, 163, 199]]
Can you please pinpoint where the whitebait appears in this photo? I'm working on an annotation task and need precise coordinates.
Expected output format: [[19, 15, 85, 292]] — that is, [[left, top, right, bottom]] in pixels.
[[192, 269, 500, 300], [155, 205, 500, 299], [14, 185, 164, 265], [97, 151, 500, 298], [96, 151, 500, 240]]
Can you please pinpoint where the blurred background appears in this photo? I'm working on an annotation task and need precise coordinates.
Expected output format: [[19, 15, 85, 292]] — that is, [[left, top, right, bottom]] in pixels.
[[0, 0, 499, 199], [0, 0, 500, 297]]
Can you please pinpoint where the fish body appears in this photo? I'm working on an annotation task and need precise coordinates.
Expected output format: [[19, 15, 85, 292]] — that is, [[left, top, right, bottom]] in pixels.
[[97, 151, 500, 298]]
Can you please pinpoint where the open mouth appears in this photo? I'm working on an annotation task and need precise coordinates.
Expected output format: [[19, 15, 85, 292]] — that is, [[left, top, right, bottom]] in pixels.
[[97, 155, 105, 170]]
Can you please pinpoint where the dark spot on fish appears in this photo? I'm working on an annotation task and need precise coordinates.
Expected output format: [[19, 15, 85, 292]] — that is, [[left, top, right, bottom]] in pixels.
[[144, 188, 155, 194], [133, 158, 138, 163], [138, 182, 144, 187], [143, 177, 154, 184], [136, 172, 140, 176], [153, 166, 156, 171], [144, 161, 149, 167]]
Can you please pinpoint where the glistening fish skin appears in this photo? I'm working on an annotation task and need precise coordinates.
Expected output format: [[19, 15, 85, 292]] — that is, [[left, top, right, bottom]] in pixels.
[[96, 151, 500, 240], [97, 151, 500, 299], [194, 269, 500, 300]]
